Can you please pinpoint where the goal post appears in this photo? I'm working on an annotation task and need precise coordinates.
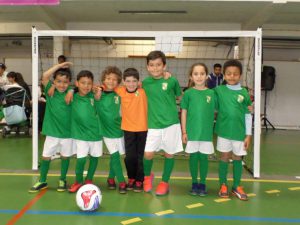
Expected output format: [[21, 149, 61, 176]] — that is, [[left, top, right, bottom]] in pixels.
[[32, 27, 262, 178]]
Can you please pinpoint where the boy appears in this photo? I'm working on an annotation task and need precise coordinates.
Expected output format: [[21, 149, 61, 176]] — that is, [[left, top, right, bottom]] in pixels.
[[29, 62, 72, 193], [95, 66, 127, 194], [208, 63, 223, 89], [215, 59, 252, 201], [68, 70, 103, 193], [115, 68, 148, 192], [142, 50, 183, 195]]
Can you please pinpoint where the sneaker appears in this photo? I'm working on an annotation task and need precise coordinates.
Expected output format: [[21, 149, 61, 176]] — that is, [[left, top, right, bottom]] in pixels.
[[198, 183, 207, 197], [219, 184, 229, 198], [85, 180, 93, 184], [189, 183, 199, 196], [126, 179, 135, 191], [119, 182, 127, 194], [28, 181, 48, 193], [155, 181, 169, 196], [143, 173, 154, 192], [68, 182, 82, 193], [133, 181, 143, 193], [57, 180, 67, 192], [107, 178, 116, 190], [232, 186, 248, 201]]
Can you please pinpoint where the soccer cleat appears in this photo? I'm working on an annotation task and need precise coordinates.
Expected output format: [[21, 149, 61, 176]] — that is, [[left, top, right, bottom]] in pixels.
[[155, 181, 169, 196], [189, 183, 199, 196], [68, 182, 83, 193], [133, 181, 143, 193], [107, 178, 116, 190], [119, 182, 127, 194], [143, 173, 154, 192], [198, 183, 208, 197], [232, 186, 248, 201], [28, 181, 48, 193], [85, 180, 93, 184], [126, 179, 135, 191], [57, 180, 67, 192], [219, 184, 229, 198]]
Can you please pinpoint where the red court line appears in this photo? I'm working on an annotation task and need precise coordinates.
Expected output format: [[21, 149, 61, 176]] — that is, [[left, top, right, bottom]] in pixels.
[[6, 189, 47, 225]]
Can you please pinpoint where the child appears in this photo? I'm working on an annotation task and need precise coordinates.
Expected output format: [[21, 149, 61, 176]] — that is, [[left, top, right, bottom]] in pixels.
[[142, 50, 183, 195], [68, 70, 103, 193], [180, 63, 216, 196], [95, 66, 127, 194], [28, 62, 72, 193], [114, 68, 148, 192], [215, 59, 252, 201]]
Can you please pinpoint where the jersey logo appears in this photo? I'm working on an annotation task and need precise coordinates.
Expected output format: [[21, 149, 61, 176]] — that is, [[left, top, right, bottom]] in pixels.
[[237, 94, 244, 103], [162, 82, 168, 90], [90, 98, 94, 106], [206, 96, 211, 103], [135, 90, 139, 97], [114, 96, 119, 104]]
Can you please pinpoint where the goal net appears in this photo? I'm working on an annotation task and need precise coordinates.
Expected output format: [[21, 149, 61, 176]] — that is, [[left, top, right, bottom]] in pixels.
[[32, 28, 262, 178]]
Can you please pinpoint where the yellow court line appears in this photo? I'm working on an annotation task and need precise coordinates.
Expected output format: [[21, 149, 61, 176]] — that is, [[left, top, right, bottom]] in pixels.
[[186, 203, 204, 209], [1, 172, 300, 184], [265, 190, 280, 194], [247, 193, 257, 197], [120, 217, 142, 225], [155, 210, 175, 216], [214, 198, 231, 203], [288, 187, 300, 191]]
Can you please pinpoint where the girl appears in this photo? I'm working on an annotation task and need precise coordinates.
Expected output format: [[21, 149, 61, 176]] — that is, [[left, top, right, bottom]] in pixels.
[[180, 63, 216, 196]]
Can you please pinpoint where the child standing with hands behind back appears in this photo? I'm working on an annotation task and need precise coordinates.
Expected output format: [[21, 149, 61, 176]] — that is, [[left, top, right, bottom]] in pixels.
[[180, 63, 216, 196]]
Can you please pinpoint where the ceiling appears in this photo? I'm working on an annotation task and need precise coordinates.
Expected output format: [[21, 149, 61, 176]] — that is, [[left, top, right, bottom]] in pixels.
[[0, 0, 300, 34]]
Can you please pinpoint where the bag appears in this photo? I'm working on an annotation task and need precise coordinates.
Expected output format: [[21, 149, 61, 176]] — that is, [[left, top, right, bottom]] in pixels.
[[3, 105, 27, 125]]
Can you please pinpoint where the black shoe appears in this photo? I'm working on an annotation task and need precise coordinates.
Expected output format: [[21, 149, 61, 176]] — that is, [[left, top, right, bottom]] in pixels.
[[133, 181, 143, 193], [119, 182, 127, 194], [28, 182, 48, 193], [107, 178, 116, 190]]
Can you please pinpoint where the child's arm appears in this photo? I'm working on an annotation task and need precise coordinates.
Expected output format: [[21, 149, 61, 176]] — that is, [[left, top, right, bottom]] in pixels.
[[181, 109, 188, 144], [94, 86, 103, 100], [244, 113, 252, 150], [41, 62, 72, 87]]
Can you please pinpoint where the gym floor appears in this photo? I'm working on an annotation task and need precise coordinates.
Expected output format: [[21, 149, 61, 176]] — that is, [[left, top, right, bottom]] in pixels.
[[1, 129, 300, 225]]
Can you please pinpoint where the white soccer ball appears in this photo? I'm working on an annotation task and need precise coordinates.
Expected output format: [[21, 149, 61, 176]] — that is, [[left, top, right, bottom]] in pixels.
[[76, 184, 102, 211]]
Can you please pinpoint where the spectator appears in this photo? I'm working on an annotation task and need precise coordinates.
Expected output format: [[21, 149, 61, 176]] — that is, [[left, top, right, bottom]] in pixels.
[[207, 63, 224, 89], [0, 63, 8, 87]]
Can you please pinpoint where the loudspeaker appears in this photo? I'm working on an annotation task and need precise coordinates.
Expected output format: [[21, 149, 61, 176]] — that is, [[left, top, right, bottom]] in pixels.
[[261, 66, 276, 91]]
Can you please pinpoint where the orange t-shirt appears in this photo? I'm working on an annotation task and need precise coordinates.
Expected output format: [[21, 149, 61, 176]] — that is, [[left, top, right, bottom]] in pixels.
[[115, 86, 148, 132]]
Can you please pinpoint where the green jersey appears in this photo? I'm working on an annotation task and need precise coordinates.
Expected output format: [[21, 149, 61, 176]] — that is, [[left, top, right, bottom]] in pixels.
[[142, 76, 181, 129], [215, 85, 251, 141], [71, 92, 101, 141], [180, 88, 216, 141], [95, 91, 123, 138], [42, 81, 71, 138]]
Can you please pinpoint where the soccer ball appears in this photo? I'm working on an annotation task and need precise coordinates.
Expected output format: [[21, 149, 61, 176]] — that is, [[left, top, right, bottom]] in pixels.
[[76, 184, 102, 211]]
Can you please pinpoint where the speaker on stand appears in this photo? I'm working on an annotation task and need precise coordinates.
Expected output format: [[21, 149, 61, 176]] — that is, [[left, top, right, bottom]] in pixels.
[[261, 66, 276, 130]]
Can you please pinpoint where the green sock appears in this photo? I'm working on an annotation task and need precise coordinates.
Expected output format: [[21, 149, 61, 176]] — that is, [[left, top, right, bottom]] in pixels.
[[233, 160, 243, 189], [75, 157, 86, 184], [60, 158, 70, 181], [108, 156, 115, 179], [39, 160, 50, 183], [111, 152, 125, 183], [189, 153, 198, 183], [219, 160, 229, 185], [143, 158, 153, 176], [86, 156, 99, 181], [199, 153, 208, 185], [162, 157, 174, 182]]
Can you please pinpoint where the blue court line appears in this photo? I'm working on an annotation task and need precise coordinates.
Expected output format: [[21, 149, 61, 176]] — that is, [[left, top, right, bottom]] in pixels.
[[1, 209, 300, 223]]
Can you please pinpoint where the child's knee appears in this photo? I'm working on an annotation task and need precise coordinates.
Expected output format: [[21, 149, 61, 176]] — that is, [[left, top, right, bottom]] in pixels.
[[144, 152, 154, 160]]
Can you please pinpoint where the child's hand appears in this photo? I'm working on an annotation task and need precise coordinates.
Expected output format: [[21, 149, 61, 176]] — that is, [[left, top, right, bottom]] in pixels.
[[164, 71, 172, 80], [244, 135, 251, 150], [47, 84, 55, 97], [182, 133, 188, 144], [94, 86, 102, 100], [248, 105, 254, 113], [60, 62, 73, 69], [65, 90, 74, 104]]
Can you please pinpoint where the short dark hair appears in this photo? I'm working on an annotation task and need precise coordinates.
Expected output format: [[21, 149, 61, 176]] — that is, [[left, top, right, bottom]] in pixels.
[[146, 50, 166, 65], [214, 63, 222, 68], [58, 55, 66, 63], [101, 66, 122, 84], [7, 71, 17, 79], [77, 70, 94, 81], [0, 63, 6, 70], [223, 59, 243, 74], [123, 68, 139, 81], [53, 69, 72, 81]]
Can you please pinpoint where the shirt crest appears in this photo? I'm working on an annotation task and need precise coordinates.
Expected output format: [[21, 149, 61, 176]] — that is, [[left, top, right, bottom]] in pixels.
[[206, 96, 211, 103], [237, 94, 244, 103], [114, 96, 119, 104], [90, 98, 94, 106], [162, 82, 168, 90]]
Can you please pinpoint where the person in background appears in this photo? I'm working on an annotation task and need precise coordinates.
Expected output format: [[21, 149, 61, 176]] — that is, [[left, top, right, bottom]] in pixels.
[[207, 63, 223, 89]]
